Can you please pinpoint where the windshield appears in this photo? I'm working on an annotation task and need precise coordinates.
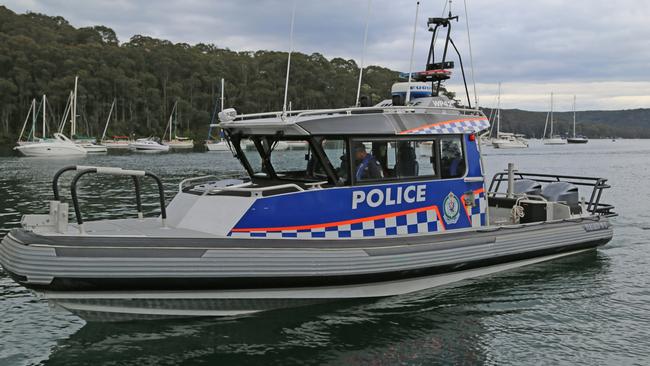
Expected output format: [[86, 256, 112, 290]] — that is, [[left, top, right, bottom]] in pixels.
[[236, 136, 346, 184]]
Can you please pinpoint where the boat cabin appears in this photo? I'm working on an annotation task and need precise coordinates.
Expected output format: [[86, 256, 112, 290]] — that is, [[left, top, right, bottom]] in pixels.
[[169, 102, 490, 239]]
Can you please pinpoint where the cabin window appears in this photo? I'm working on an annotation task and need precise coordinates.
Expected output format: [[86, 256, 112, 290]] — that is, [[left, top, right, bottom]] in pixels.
[[352, 139, 438, 182], [439, 136, 466, 178], [242, 137, 266, 176], [351, 136, 465, 184], [321, 139, 348, 184]]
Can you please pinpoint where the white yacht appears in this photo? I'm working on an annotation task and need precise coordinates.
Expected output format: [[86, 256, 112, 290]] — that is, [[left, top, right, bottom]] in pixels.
[[130, 137, 170, 152], [14, 95, 87, 157], [14, 133, 87, 157], [100, 99, 134, 149], [164, 101, 194, 150], [543, 93, 567, 145], [567, 96, 588, 144], [491, 83, 528, 149]]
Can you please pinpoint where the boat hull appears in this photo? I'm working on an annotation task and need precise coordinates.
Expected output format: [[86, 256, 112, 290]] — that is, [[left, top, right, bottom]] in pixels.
[[0, 217, 613, 321], [205, 142, 230, 151], [543, 138, 567, 145], [80, 144, 108, 153], [567, 138, 589, 144], [130, 143, 170, 151], [32, 248, 595, 321], [103, 142, 132, 149], [14, 143, 87, 157], [492, 141, 528, 149]]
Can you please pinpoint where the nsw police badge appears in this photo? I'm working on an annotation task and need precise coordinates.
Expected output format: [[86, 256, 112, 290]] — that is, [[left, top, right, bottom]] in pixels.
[[443, 192, 460, 225]]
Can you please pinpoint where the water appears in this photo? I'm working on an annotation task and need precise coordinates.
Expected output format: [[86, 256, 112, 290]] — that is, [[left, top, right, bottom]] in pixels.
[[1, 140, 649, 365]]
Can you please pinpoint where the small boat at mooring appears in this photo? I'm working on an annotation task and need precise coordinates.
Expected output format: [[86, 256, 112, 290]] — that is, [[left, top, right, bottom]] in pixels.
[[0, 11, 616, 321]]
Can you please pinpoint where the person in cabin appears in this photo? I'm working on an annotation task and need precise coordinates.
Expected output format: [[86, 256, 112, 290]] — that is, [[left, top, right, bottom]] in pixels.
[[354, 143, 383, 181]]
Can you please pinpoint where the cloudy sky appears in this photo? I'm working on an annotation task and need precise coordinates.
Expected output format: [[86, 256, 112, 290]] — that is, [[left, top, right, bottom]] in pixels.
[[4, 0, 649, 111]]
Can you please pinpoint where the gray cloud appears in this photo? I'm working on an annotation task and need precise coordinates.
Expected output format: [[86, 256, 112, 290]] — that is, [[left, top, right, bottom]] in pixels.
[[3, 0, 649, 110]]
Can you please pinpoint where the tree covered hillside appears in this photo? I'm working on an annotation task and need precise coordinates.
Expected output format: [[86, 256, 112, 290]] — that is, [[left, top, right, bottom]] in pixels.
[[0, 5, 648, 143], [0, 6, 399, 142]]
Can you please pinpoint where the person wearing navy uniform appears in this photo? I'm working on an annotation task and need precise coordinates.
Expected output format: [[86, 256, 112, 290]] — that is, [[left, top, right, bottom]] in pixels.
[[354, 143, 383, 181]]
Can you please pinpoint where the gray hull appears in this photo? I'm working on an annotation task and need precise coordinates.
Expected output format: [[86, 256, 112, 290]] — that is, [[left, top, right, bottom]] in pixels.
[[0, 217, 612, 321]]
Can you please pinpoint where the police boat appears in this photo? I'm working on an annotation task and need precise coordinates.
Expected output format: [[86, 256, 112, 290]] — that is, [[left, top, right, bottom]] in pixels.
[[0, 15, 616, 321]]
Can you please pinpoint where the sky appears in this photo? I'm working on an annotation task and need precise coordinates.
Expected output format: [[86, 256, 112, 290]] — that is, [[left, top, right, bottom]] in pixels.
[[3, 0, 650, 111]]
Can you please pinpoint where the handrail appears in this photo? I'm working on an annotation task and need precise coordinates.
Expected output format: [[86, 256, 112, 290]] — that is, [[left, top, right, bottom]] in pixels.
[[178, 175, 219, 193], [52, 165, 167, 232], [204, 183, 305, 197], [230, 105, 484, 123], [488, 171, 614, 216]]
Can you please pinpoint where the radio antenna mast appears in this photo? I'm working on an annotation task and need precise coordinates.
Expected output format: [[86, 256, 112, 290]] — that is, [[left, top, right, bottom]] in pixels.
[[405, 1, 420, 104], [282, 0, 297, 115], [355, 0, 372, 107]]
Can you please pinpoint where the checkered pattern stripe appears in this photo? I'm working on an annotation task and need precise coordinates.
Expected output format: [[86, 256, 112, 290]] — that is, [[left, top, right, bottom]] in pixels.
[[399, 117, 490, 135], [229, 207, 444, 239], [463, 189, 487, 228]]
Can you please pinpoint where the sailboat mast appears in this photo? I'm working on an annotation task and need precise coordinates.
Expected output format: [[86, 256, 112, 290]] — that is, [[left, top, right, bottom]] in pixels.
[[550, 92, 554, 137], [101, 99, 116, 142], [496, 83, 501, 137], [31, 98, 36, 141], [573, 95, 576, 138], [42, 95, 46, 138], [18, 99, 34, 143], [220, 78, 225, 111], [72, 76, 78, 137]]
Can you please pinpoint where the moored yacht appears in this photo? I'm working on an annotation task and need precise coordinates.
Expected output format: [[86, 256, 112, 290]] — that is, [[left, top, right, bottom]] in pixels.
[[130, 137, 170, 152], [14, 132, 87, 157], [164, 101, 195, 150], [0, 11, 615, 321], [567, 95, 588, 144], [543, 92, 567, 145], [490, 83, 528, 149]]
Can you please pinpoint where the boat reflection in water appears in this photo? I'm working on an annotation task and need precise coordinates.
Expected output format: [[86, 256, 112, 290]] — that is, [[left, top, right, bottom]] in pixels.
[[39, 250, 607, 365]]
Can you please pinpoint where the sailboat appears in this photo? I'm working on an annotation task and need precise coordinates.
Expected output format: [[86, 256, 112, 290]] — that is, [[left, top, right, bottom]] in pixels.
[[67, 77, 107, 153], [543, 92, 567, 145], [491, 83, 528, 149], [567, 95, 588, 144], [100, 99, 133, 149], [16, 98, 38, 146], [164, 101, 194, 150], [205, 78, 231, 152], [14, 95, 87, 157]]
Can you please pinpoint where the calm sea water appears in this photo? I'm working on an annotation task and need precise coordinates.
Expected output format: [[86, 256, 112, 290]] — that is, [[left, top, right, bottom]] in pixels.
[[0, 140, 648, 365]]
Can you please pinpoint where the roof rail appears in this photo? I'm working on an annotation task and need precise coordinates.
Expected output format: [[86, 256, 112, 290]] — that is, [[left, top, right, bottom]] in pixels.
[[232, 105, 483, 124]]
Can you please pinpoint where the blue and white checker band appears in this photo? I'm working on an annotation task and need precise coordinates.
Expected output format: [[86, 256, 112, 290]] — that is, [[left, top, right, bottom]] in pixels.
[[229, 206, 444, 239], [400, 117, 490, 135]]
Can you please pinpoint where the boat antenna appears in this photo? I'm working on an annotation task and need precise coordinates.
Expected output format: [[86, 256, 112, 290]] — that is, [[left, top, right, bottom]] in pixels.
[[463, 0, 479, 108], [282, 0, 297, 115], [355, 0, 372, 107], [405, 1, 420, 104]]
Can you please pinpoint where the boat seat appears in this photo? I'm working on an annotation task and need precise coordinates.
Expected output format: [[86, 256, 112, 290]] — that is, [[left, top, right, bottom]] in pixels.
[[395, 146, 419, 177]]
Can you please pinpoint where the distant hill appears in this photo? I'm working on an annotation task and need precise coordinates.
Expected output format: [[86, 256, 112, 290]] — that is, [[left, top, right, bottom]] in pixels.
[[484, 108, 650, 138], [0, 5, 647, 142]]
